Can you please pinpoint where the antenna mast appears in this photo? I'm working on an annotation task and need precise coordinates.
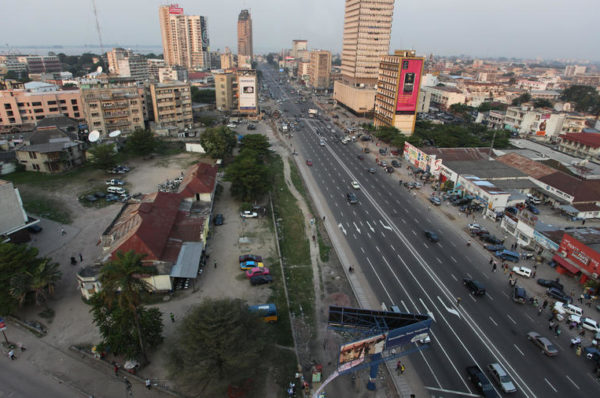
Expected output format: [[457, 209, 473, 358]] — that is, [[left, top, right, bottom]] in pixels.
[[91, 0, 105, 54]]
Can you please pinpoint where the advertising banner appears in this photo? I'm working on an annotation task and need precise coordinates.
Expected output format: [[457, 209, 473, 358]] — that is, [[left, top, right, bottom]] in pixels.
[[200, 17, 209, 50], [169, 5, 183, 15], [396, 59, 423, 112], [338, 333, 387, 371], [239, 76, 257, 110]]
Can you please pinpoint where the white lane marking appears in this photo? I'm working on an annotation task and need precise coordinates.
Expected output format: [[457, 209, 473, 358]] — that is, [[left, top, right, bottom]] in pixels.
[[400, 301, 409, 312], [487, 293, 494, 301], [437, 296, 460, 317], [360, 247, 365, 254], [506, 314, 516, 325], [423, 243, 429, 249], [366, 232, 371, 239], [380, 220, 392, 230], [390, 245, 396, 252], [525, 314, 534, 322], [338, 223, 347, 235], [366, 221, 375, 232], [544, 378, 557, 393], [514, 344, 525, 357], [353, 222, 361, 234], [375, 246, 381, 253], [411, 230, 417, 236], [401, 219, 407, 224], [502, 291, 509, 299], [414, 218, 419, 223], [419, 298, 436, 322], [450, 241, 456, 247], [565, 375, 579, 390], [436, 257, 442, 264], [450, 273, 458, 282], [489, 316, 498, 326], [451, 256, 457, 263]]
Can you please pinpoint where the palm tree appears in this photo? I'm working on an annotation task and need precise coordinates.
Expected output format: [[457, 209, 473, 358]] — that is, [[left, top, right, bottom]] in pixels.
[[28, 258, 61, 305], [99, 250, 157, 363]]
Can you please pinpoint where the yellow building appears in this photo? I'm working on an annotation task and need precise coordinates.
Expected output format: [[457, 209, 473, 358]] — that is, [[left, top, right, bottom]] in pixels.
[[149, 82, 193, 130], [309, 50, 332, 90], [81, 86, 145, 135]]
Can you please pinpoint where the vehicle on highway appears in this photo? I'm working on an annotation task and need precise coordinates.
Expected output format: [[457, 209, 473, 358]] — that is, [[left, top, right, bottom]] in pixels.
[[367, 168, 376, 174], [240, 210, 258, 218], [424, 230, 439, 243], [240, 261, 265, 270], [351, 181, 360, 189], [306, 159, 313, 166], [246, 267, 270, 279], [495, 249, 520, 262], [487, 363, 516, 394], [319, 139, 325, 146], [512, 286, 528, 304], [429, 196, 442, 206], [250, 275, 273, 286], [468, 223, 484, 231], [547, 288, 572, 304], [512, 266, 531, 277], [527, 332, 558, 356], [536, 278, 564, 291], [463, 278, 486, 296], [213, 213, 224, 226], [239, 254, 263, 263], [347, 192, 358, 204], [466, 365, 498, 398], [379, 160, 388, 168]]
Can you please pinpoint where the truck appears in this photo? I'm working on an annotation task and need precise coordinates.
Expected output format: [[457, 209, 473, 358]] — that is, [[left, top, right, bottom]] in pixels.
[[308, 109, 318, 117]]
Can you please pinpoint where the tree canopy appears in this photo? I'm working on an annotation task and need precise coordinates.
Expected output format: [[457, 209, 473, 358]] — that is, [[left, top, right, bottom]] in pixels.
[[533, 99, 553, 109], [511, 93, 531, 106], [87, 143, 117, 170], [168, 298, 270, 395], [225, 151, 271, 202], [200, 126, 237, 159], [124, 129, 158, 156], [561, 85, 600, 114], [240, 134, 271, 160], [191, 86, 216, 104]]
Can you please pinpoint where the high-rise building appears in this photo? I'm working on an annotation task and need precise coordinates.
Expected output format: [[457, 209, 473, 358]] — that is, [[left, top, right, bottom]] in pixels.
[[80, 85, 145, 135], [374, 50, 425, 135], [149, 81, 193, 129], [147, 58, 166, 81], [159, 4, 210, 71], [213, 70, 237, 112], [333, 0, 394, 115], [220, 47, 235, 70], [237, 10, 253, 61], [292, 40, 308, 59], [308, 50, 332, 90]]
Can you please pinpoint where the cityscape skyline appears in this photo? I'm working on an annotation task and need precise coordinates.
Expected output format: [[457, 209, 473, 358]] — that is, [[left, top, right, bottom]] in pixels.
[[2, 0, 599, 61]]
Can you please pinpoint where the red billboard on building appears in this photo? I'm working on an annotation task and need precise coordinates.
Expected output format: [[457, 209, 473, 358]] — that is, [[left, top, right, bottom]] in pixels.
[[552, 233, 600, 284], [169, 4, 184, 14], [396, 58, 423, 112]]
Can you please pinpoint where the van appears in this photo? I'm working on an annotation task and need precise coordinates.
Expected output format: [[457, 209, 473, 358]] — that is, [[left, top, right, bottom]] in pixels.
[[107, 186, 126, 195], [554, 302, 583, 317], [495, 249, 520, 263]]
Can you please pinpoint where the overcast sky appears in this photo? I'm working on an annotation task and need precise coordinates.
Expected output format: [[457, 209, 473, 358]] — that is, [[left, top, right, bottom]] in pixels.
[[3, 0, 598, 61]]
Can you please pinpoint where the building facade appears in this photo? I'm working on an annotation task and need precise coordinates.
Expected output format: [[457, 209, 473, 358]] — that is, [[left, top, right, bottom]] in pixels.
[[149, 82, 193, 130], [158, 66, 189, 83], [24, 56, 62, 74], [220, 48, 235, 70], [292, 40, 308, 59], [159, 4, 210, 70], [374, 50, 424, 135], [107, 48, 149, 81], [237, 10, 253, 61], [80, 86, 145, 135], [237, 69, 258, 116], [213, 70, 237, 112], [308, 50, 331, 90], [559, 133, 600, 159], [333, 0, 394, 114]]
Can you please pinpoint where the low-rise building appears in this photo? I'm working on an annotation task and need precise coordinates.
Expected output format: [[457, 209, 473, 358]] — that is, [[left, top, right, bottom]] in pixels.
[[158, 66, 189, 83], [559, 133, 600, 159], [213, 70, 237, 112], [420, 85, 466, 110], [149, 81, 193, 130], [552, 228, 600, 285], [0, 179, 39, 242]]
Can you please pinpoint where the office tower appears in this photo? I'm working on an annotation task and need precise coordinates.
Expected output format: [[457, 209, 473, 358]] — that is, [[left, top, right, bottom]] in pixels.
[[159, 4, 210, 70], [333, 0, 394, 115], [292, 40, 308, 60], [374, 50, 425, 135], [309, 50, 332, 89], [237, 10, 253, 61]]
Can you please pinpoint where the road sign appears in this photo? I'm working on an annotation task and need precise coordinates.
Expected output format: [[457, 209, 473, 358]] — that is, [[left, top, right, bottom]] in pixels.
[[0, 317, 6, 331]]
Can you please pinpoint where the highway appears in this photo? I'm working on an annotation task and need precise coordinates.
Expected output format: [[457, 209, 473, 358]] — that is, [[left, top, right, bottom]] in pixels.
[[259, 64, 600, 397]]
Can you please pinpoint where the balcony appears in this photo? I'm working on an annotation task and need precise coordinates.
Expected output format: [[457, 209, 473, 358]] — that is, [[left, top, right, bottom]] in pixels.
[[102, 101, 129, 109]]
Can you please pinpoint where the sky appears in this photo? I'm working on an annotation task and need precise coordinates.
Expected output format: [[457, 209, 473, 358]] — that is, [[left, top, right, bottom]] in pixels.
[[2, 0, 599, 61]]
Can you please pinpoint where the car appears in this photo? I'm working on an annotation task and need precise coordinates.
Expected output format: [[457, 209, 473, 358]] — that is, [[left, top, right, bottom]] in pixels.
[[27, 224, 43, 233], [105, 179, 125, 186], [94, 191, 106, 199], [505, 206, 518, 215], [240, 261, 265, 270], [413, 182, 423, 189], [487, 363, 517, 394], [367, 168, 376, 174], [512, 286, 527, 304], [527, 204, 540, 215], [480, 234, 503, 244], [466, 365, 498, 398], [527, 194, 542, 204], [357, 155, 364, 160], [85, 194, 98, 202], [319, 139, 325, 146], [424, 230, 439, 243], [239, 254, 263, 263], [379, 161, 388, 168], [527, 332, 558, 356], [240, 211, 258, 218], [429, 196, 442, 206], [347, 192, 358, 204], [306, 159, 313, 166], [547, 288, 572, 304], [247, 124, 256, 130], [363, 147, 370, 153], [512, 266, 532, 277], [536, 278, 564, 291], [105, 193, 120, 202], [484, 244, 505, 252], [391, 160, 401, 168], [213, 213, 224, 226], [379, 148, 387, 155], [246, 267, 270, 279], [463, 278, 486, 296], [250, 275, 273, 286], [471, 228, 490, 236], [581, 317, 600, 333], [351, 181, 360, 189], [468, 223, 483, 231]]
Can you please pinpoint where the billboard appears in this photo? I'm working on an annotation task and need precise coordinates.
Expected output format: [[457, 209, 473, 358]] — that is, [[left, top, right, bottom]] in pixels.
[[338, 333, 387, 372], [396, 58, 423, 112], [169, 4, 184, 15], [200, 17, 209, 50], [239, 75, 257, 110]]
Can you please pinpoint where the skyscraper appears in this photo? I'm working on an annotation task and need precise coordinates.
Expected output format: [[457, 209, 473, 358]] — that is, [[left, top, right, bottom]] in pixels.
[[309, 50, 332, 90], [159, 4, 210, 70], [237, 9, 253, 67], [333, 0, 394, 115]]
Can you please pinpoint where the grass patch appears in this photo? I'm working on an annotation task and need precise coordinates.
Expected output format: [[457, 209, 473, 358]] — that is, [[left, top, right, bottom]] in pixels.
[[2, 165, 100, 188], [21, 193, 72, 224], [267, 348, 298, 394], [317, 229, 330, 262]]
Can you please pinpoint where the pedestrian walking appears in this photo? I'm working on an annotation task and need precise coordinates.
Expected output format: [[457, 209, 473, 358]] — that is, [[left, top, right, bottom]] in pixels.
[[579, 295, 584, 304], [170, 312, 175, 323], [113, 363, 119, 376], [489, 257, 493, 265], [538, 306, 543, 315], [214, 261, 217, 269], [400, 363, 406, 374], [146, 379, 152, 389], [79, 253, 83, 262], [555, 328, 561, 337], [396, 360, 402, 374], [61, 228, 66, 236], [492, 263, 497, 272], [542, 299, 548, 309], [532, 271, 536, 278], [8, 350, 16, 360]]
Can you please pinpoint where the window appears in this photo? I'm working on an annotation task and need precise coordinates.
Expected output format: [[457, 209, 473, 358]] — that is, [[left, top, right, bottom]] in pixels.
[[9, 117, 15, 123], [74, 112, 80, 117], [47, 100, 57, 105], [33, 164, 40, 171], [72, 106, 78, 111], [59, 100, 66, 104], [17, 102, 25, 107], [60, 106, 67, 111], [7, 110, 13, 116], [4, 103, 12, 109], [71, 99, 77, 105], [49, 108, 58, 112], [29, 152, 37, 159], [31, 102, 42, 106], [34, 108, 43, 113], [36, 115, 44, 120]]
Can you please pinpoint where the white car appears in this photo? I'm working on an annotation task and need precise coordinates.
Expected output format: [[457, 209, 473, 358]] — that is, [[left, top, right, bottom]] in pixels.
[[512, 266, 532, 278], [240, 211, 258, 218], [468, 223, 483, 231], [581, 317, 600, 333], [351, 181, 360, 189]]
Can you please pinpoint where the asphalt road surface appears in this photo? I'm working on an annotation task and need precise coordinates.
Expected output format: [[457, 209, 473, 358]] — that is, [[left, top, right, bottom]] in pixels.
[[259, 64, 600, 398]]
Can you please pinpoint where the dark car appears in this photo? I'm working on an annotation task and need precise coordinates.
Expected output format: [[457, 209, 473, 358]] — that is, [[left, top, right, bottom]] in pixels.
[[27, 224, 43, 233], [239, 254, 263, 263], [484, 244, 505, 251], [94, 191, 106, 199], [357, 155, 364, 160], [386, 166, 394, 173], [391, 160, 401, 168], [537, 279, 564, 291], [85, 195, 98, 202], [480, 234, 504, 244], [512, 286, 527, 304], [213, 213, 224, 226], [250, 275, 273, 286], [347, 192, 358, 204], [505, 206, 518, 215], [466, 365, 498, 398], [424, 230, 439, 243], [464, 278, 486, 296], [547, 287, 572, 303], [471, 228, 490, 236], [360, 135, 371, 141], [367, 168, 376, 174], [527, 204, 540, 215]]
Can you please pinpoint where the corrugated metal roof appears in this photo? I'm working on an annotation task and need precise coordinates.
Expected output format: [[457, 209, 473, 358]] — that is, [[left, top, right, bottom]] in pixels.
[[170, 242, 203, 278]]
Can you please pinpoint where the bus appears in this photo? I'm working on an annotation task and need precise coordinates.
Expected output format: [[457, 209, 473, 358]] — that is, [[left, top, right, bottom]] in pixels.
[[248, 303, 278, 323]]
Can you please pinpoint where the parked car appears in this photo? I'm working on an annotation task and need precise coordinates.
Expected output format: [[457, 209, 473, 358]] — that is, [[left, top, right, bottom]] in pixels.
[[94, 191, 106, 199], [27, 224, 43, 233], [547, 288, 572, 303], [386, 166, 394, 173], [250, 275, 273, 286], [106, 193, 120, 202], [527, 332, 558, 356], [240, 211, 258, 218], [484, 244, 505, 252], [85, 195, 98, 202], [429, 197, 442, 206], [240, 261, 264, 270], [424, 230, 439, 243], [512, 266, 532, 277], [536, 279, 564, 291], [480, 234, 503, 244], [367, 168, 376, 174], [512, 286, 527, 304], [105, 179, 125, 186], [580, 317, 600, 333], [527, 204, 540, 215], [357, 155, 364, 160], [246, 267, 270, 279], [213, 214, 224, 226], [487, 363, 516, 394], [391, 160, 401, 168], [466, 365, 498, 398], [468, 223, 483, 231], [239, 254, 263, 263], [464, 278, 486, 296]]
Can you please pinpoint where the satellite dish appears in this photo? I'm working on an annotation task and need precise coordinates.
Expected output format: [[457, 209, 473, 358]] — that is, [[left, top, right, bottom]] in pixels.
[[109, 130, 121, 138], [88, 130, 100, 143], [97, 66, 103, 74]]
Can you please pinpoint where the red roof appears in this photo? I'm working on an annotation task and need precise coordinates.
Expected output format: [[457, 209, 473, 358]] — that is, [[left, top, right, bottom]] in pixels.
[[561, 133, 600, 149], [178, 162, 217, 199], [538, 172, 600, 202]]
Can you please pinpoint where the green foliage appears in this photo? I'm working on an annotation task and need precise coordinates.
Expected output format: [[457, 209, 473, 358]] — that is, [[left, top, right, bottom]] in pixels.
[[191, 86, 216, 104], [266, 54, 275, 66], [224, 152, 271, 201], [200, 126, 237, 159], [0, 243, 61, 313], [124, 129, 158, 156], [449, 103, 474, 119], [240, 134, 271, 160], [197, 115, 217, 127], [411, 121, 512, 149], [58, 52, 106, 77], [561, 85, 600, 114], [168, 298, 269, 394], [87, 143, 117, 170], [512, 93, 531, 106], [533, 99, 553, 109], [478, 102, 508, 112]]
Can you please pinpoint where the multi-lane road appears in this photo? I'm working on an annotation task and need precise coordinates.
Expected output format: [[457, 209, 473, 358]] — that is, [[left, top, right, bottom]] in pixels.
[[259, 64, 599, 397]]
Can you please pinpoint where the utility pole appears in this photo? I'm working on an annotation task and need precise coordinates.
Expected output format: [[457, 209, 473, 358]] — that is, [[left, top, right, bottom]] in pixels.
[[489, 129, 497, 157]]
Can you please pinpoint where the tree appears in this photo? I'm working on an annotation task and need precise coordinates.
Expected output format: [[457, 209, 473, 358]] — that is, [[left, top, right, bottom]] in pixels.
[[168, 298, 269, 394], [240, 134, 271, 160], [200, 126, 237, 159], [191, 86, 216, 104], [94, 251, 160, 363], [225, 152, 271, 202], [511, 93, 531, 106], [124, 129, 158, 156], [26, 258, 61, 306], [533, 99, 553, 109], [87, 143, 117, 170], [561, 85, 600, 114]]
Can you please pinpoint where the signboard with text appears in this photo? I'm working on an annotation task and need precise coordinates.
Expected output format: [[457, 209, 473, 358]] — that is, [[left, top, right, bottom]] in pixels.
[[396, 58, 423, 112], [238, 75, 257, 110], [169, 5, 184, 15]]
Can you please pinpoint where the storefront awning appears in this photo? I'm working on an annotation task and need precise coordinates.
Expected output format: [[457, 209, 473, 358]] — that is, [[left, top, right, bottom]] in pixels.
[[552, 255, 580, 274]]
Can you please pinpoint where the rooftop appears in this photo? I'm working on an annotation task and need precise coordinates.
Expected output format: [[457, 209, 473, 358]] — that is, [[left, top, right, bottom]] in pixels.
[[496, 152, 556, 179], [444, 159, 526, 179], [561, 133, 600, 149], [420, 147, 491, 161]]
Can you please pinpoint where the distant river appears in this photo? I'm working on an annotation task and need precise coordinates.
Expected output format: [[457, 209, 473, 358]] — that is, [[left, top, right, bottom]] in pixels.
[[5, 45, 164, 56]]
